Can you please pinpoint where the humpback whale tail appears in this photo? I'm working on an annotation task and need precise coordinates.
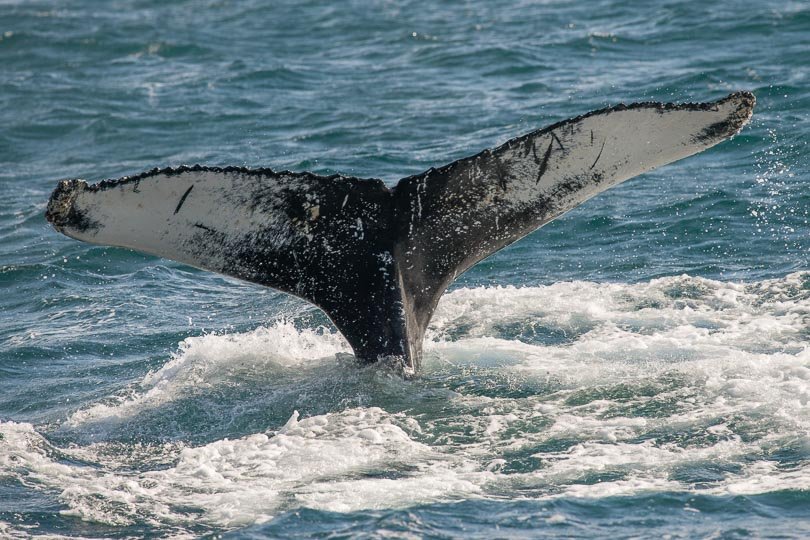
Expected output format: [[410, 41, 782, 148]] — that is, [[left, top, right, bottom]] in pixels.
[[47, 92, 754, 375]]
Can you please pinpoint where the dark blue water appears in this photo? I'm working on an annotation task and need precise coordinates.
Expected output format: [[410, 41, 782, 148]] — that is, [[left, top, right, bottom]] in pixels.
[[1, 1, 809, 538]]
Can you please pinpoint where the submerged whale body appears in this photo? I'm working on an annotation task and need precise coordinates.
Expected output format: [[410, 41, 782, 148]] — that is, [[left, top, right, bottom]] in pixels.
[[47, 92, 755, 375]]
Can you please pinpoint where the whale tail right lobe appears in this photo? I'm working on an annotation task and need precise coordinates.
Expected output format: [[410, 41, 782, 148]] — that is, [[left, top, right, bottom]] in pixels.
[[390, 91, 754, 371], [47, 92, 755, 375]]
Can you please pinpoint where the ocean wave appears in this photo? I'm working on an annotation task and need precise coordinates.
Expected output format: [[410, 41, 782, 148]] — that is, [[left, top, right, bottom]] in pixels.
[[1, 273, 801, 531]]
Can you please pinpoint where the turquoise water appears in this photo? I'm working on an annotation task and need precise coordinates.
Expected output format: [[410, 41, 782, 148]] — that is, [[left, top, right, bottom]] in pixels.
[[1, 0, 809, 537]]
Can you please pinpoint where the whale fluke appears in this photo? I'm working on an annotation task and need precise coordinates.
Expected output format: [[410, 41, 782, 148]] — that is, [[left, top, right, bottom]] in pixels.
[[47, 92, 755, 375]]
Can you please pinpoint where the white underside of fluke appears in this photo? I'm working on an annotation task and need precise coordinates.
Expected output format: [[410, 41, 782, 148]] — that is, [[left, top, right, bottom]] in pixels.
[[49, 169, 317, 278]]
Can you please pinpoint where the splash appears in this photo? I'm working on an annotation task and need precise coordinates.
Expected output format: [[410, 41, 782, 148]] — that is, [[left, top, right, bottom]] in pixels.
[[4, 273, 809, 534], [1, 409, 483, 529], [64, 321, 349, 430]]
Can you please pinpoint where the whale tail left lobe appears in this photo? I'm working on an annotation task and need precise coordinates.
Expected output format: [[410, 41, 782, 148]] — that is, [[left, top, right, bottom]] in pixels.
[[47, 92, 754, 375]]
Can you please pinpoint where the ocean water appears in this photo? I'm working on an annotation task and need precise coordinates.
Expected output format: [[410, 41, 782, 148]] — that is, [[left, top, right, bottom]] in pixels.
[[1, 0, 809, 537]]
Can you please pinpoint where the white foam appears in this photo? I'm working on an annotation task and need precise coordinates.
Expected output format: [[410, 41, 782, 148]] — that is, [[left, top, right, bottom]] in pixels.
[[65, 321, 349, 428], [0, 519, 89, 540], [711, 460, 810, 496], [1, 409, 484, 528], [66, 273, 810, 429], [423, 273, 810, 498], [431, 273, 810, 381], [9, 273, 810, 532]]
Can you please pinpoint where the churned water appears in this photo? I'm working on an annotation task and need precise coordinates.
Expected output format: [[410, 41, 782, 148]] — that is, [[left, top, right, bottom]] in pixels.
[[1, 0, 809, 537]]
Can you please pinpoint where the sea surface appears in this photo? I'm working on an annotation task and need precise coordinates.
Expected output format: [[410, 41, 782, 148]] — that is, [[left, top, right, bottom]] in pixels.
[[1, 0, 809, 538]]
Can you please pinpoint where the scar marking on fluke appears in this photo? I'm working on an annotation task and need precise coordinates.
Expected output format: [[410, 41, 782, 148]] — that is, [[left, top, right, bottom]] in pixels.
[[551, 132, 565, 151], [536, 139, 554, 184], [174, 185, 195, 215], [590, 139, 607, 170], [193, 222, 215, 233]]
